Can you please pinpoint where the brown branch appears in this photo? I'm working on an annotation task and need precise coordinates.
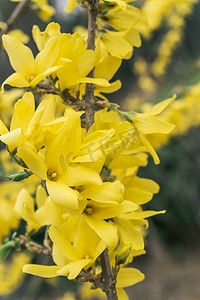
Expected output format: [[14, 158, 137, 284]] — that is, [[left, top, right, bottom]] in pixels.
[[84, 1, 118, 299], [100, 249, 118, 300], [85, 0, 99, 132], [18, 235, 52, 256], [0, 0, 30, 45]]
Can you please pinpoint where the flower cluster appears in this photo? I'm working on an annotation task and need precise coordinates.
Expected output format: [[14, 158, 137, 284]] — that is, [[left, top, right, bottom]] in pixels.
[[0, 0, 177, 299], [0, 92, 174, 299]]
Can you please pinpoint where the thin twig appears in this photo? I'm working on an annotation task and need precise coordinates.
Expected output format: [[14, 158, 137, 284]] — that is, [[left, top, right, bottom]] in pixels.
[[18, 235, 52, 256], [0, 0, 30, 45]]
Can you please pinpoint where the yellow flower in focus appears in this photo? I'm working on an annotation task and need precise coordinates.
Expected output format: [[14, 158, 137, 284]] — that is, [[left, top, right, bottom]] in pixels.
[[23, 218, 107, 280], [2, 34, 60, 91], [0, 92, 57, 152], [32, 23, 110, 94]]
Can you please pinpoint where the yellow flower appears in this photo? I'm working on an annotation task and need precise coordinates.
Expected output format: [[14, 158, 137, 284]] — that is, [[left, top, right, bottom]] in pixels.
[[0, 92, 59, 152], [32, 23, 110, 94], [23, 218, 107, 279], [80, 180, 137, 248], [2, 35, 60, 91]]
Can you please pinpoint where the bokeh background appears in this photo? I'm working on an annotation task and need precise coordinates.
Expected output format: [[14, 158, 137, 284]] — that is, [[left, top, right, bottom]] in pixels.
[[0, 0, 200, 299]]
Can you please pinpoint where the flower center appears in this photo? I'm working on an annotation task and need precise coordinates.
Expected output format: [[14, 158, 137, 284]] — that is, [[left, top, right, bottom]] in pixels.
[[27, 74, 35, 82], [84, 206, 94, 215], [47, 170, 58, 181]]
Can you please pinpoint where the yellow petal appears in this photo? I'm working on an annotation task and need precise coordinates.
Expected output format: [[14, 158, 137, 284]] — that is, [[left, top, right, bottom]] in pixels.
[[26, 107, 45, 136], [63, 165, 102, 186], [95, 55, 121, 81], [139, 133, 160, 165], [115, 218, 144, 250], [73, 215, 106, 259], [30, 66, 61, 87], [101, 31, 132, 59], [124, 27, 141, 47], [79, 129, 114, 157], [46, 180, 79, 209], [52, 245, 69, 267], [15, 188, 39, 225], [95, 80, 121, 95], [23, 264, 60, 278], [10, 92, 35, 131], [78, 77, 110, 87], [116, 288, 129, 300], [35, 207, 50, 226], [0, 128, 24, 146], [124, 187, 153, 205], [109, 153, 148, 169], [123, 210, 166, 220], [34, 37, 59, 74], [81, 181, 124, 205], [93, 201, 138, 219], [45, 197, 63, 227], [0, 119, 9, 135], [148, 95, 176, 115], [77, 50, 95, 76], [49, 226, 80, 261], [2, 73, 29, 91], [129, 177, 160, 194], [2, 34, 34, 75], [57, 259, 92, 279], [17, 143, 47, 179], [36, 185, 47, 208], [84, 215, 118, 248], [135, 114, 175, 135], [117, 267, 145, 288]]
